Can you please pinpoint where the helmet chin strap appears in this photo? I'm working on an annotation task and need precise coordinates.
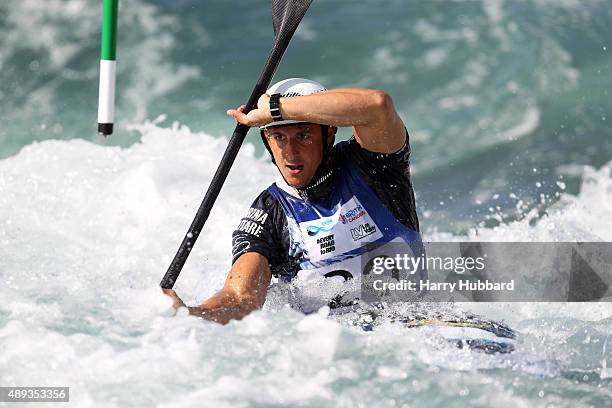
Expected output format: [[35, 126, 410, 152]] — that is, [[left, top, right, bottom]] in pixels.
[[262, 125, 337, 201]]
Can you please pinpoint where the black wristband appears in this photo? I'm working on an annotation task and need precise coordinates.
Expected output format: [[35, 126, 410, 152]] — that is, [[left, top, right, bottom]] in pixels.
[[269, 93, 283, 122]]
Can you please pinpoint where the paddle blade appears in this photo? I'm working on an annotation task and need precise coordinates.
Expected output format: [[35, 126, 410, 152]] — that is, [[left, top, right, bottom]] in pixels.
[[272, 0, 312, 40]]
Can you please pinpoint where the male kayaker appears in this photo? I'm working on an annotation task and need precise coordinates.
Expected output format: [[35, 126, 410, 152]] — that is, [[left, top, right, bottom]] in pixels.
[[164, 78, 421, 323]]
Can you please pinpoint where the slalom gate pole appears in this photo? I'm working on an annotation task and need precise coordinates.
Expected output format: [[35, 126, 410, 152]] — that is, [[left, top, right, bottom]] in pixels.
[[97, 0, 119, 136]]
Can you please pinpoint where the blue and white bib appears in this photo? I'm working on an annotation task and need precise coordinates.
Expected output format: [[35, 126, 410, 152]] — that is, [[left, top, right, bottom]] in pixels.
[[268, 160, 424, 282]]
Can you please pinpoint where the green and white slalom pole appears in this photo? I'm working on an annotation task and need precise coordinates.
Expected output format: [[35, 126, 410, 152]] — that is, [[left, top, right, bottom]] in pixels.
[[97, 0, 119, 136]]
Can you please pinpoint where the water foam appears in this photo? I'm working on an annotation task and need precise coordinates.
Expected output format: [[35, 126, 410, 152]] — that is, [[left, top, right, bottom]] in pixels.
[[1, 124, 610, 405]]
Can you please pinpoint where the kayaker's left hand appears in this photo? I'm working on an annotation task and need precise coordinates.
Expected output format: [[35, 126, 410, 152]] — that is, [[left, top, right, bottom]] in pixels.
[[162, 288, 187, 311]]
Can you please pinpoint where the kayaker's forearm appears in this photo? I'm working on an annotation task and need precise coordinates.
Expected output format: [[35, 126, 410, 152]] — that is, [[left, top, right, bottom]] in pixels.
[[187, 290, 264, 325], [278, 88, 394, 127]]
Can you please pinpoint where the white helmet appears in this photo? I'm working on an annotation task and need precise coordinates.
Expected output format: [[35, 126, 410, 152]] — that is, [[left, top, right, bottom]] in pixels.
[[260, 78, 327, 129]]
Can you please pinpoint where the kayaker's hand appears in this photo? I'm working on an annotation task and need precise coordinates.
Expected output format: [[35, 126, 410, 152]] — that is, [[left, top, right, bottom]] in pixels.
[[226, 94, 273, 127], [162, 288, 186, 311]]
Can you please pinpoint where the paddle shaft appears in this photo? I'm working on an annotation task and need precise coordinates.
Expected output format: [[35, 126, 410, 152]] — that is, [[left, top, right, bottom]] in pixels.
[[160, 42, 291, 289]]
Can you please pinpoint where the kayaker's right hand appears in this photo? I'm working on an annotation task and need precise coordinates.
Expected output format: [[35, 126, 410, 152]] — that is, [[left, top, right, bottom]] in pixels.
[[226, 94, 274, 127]]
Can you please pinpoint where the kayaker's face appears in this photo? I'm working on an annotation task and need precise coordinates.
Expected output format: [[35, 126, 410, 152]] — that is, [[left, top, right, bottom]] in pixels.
[[265, 124, 325, 188]]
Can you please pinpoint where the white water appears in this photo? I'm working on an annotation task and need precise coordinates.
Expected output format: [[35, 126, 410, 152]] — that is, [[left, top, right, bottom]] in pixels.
[[1, 123, 610, 407]]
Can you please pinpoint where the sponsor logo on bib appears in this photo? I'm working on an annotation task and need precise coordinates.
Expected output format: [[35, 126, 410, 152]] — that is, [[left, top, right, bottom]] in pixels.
[[317, 234, 336, 255], [306, 218, 334, 236], [339, 205, 366, 224], [350, 223, 377, 241]]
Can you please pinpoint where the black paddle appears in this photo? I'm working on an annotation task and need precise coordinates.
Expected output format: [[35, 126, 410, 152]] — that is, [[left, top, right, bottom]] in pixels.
[[160, 0, 313, 289]]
